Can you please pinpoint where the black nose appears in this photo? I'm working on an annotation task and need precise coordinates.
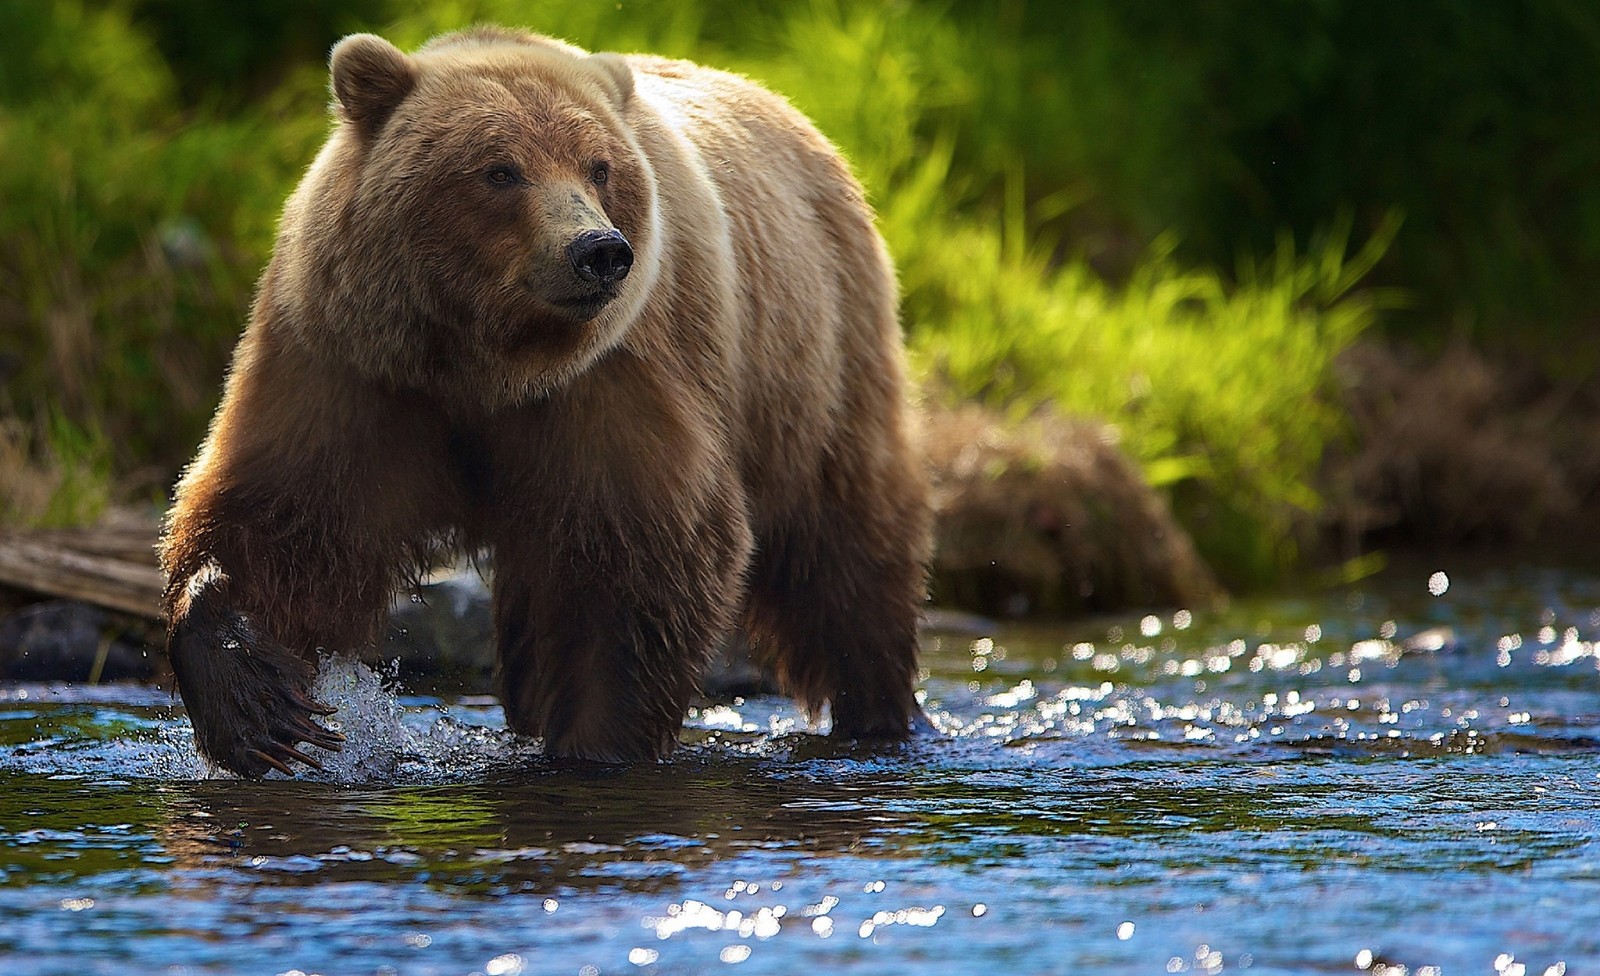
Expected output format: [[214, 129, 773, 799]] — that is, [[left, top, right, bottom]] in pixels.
[[567, 229, 633, 286]]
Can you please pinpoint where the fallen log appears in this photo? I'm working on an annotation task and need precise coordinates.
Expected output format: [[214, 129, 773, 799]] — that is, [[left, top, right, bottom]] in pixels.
[[0, 512, 162, 620]]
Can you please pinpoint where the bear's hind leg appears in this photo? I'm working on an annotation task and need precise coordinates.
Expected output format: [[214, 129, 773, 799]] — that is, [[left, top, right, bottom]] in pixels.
[[745, 471, 930, 741]]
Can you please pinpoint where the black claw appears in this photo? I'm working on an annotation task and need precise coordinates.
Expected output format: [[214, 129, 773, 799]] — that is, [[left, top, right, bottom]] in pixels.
[[288, 717, 344, 750], [290, 691, 337, 716], [169, 599, 356, 778], [248, 748, 294, 776], [277, 743, 325, 770], [307, 733, 343, 750]]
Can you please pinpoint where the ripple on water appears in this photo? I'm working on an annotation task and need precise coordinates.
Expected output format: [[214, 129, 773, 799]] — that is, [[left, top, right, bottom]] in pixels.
[[2, 564, 1600, 975], [3, 663, 1599, 785]]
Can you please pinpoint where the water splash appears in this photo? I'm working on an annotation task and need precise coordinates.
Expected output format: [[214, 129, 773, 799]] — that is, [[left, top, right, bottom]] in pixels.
[[292, 656, 538, 783], [296, 656, 410, 782]]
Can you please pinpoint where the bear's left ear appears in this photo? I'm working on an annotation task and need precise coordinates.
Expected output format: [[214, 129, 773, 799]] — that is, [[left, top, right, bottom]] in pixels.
[[587, 53, 634, 109], [331, 33, 418, 136]]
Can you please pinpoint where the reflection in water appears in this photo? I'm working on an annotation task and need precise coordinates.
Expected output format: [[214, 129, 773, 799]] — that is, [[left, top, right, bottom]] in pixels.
[[2, 564, 1600, 973]]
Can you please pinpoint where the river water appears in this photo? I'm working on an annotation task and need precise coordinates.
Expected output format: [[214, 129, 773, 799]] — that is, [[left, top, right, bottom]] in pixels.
[[2, 561, 1599, 975]]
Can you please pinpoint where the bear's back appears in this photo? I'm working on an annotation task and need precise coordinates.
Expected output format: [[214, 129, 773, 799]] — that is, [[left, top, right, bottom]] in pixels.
[[620, 53, 899, 522]]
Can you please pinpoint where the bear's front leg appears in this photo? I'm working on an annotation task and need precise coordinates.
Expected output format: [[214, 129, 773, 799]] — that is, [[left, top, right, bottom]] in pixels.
[[160, 333, 461, 776], [492, 486, 753, 761], [485, 370, 754, 762]]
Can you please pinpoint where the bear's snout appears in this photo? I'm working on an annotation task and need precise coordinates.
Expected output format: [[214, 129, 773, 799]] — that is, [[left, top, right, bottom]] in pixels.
[[567, 229, 633, 287]]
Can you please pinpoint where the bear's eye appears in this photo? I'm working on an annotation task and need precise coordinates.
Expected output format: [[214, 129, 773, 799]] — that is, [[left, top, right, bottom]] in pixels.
[[485, 164, 522, 186], [589, 161, 611, 186]]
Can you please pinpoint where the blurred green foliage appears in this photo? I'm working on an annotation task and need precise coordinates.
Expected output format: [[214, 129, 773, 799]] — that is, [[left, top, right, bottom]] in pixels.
[[0, 0, 331, 524], [1, 0, 1591, 584], [1001, 0, 1600, 354]]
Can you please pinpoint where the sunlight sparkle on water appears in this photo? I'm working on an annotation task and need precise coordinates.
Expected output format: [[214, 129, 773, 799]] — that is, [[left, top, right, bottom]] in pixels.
[[649, 900, 784, 941], [484, 953, 524, 976]]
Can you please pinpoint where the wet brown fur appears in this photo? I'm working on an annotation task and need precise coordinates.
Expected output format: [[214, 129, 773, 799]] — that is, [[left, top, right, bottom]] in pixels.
[[159, 27, 930, 776]]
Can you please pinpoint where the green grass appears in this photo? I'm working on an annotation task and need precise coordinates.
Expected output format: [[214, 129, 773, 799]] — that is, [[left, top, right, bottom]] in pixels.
[[908, 216, 1402, 586], [0, 0, 1405, 587]]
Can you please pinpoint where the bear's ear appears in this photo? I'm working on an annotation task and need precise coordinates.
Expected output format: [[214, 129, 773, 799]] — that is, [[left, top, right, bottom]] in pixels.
[[330, 33, 417, 135], [587, 53, 634, 109]]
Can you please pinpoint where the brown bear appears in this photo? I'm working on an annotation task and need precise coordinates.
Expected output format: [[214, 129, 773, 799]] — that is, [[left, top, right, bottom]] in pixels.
[[158, 27, 931, 777]]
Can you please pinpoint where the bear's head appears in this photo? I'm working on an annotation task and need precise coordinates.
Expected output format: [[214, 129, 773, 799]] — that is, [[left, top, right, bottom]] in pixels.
[[270, 28, 661, 410]]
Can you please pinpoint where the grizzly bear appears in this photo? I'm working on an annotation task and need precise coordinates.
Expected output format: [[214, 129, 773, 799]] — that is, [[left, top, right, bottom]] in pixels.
[[158, 27, 931, 777]]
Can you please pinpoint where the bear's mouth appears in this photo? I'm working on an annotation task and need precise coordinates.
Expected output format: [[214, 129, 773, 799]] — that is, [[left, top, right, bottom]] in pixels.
[[549, 287, 618, 322]]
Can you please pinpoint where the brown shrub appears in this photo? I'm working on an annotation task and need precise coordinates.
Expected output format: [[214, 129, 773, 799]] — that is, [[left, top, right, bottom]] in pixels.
[[923, 401, 1223, 618]]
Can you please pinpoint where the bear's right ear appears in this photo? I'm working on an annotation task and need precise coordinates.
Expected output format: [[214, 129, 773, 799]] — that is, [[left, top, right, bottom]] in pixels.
[[330, 34, 417, 136]]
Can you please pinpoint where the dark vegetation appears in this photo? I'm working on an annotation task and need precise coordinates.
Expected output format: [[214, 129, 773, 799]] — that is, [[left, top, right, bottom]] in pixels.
[[2, 0, 1596, 593]]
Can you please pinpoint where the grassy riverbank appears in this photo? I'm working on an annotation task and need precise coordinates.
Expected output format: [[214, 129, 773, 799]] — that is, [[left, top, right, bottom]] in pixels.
[[3, 0, 1593, 591]]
